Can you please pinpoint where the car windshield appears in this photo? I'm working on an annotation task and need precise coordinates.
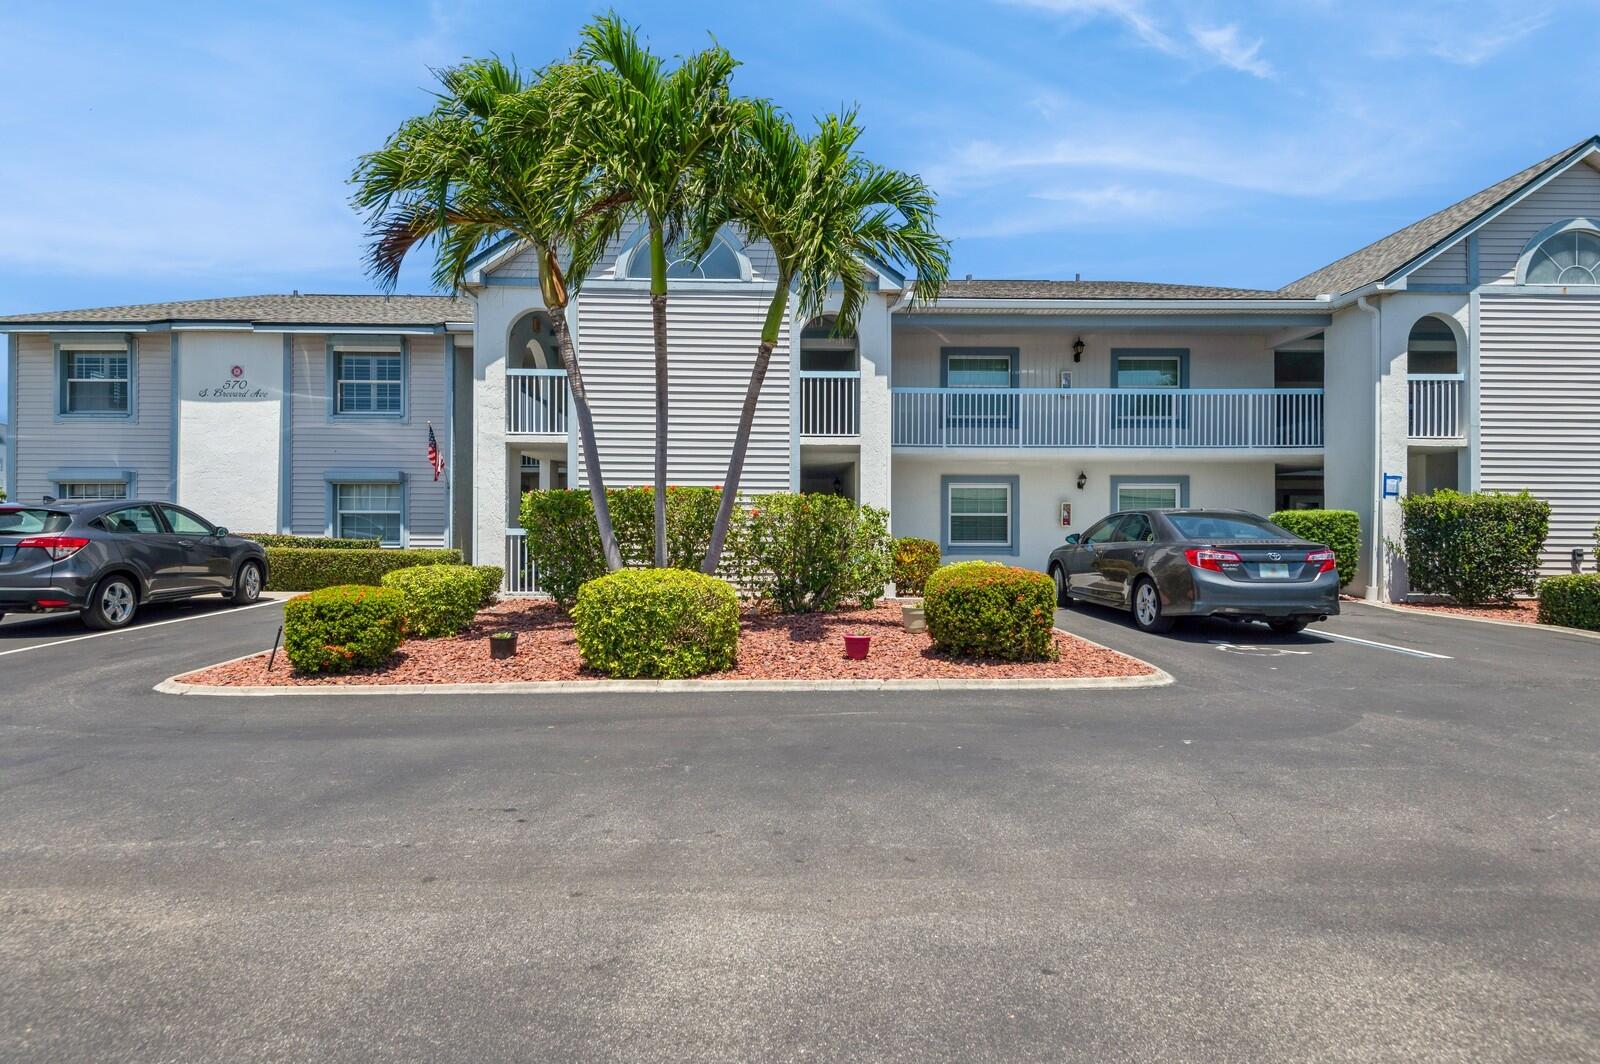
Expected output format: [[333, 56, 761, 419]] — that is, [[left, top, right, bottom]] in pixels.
[[1165, 513, 1296, 541], [0, 508, 71, 535]]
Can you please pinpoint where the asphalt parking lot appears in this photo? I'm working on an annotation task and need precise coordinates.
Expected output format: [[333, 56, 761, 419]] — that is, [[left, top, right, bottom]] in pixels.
[[2, 596, 1597, 1062]]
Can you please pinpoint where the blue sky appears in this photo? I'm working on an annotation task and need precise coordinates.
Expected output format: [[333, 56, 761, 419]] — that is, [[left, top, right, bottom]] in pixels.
[[0, 0, 1595, 329]]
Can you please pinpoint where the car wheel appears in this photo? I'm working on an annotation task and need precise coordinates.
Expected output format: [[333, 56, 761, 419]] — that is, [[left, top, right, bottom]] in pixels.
[[1130, 578, 1174, 634], [1268, 618, 1308, 635], [83, 575, 138, 630], [228, 561, 264, 605], [1050, 565, 1070, 608]]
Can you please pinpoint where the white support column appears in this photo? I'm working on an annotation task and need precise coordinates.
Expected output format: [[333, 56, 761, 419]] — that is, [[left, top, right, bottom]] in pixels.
[[854, 292, 894, 516]]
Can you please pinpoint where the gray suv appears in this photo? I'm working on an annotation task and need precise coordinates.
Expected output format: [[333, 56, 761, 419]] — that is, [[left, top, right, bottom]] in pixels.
[[0, 500, 268, 629]]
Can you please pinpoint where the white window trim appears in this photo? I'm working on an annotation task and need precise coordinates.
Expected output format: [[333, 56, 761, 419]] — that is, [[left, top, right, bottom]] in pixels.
[[1114, 354, 1183, 389], [54, 338, 137, 420], [1515, 216, 1600, 287], [333, 482, 404, 546], [616, 228, 753, 283], [946, 481, 1013, 548], [1115, 483, 1181, 511], [325, 338, 408, 421]]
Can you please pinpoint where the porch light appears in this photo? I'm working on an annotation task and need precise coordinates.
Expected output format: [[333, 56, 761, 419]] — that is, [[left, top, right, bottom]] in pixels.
[[1072, 337, 1085, 362], [1076, 471, 1088, 490]]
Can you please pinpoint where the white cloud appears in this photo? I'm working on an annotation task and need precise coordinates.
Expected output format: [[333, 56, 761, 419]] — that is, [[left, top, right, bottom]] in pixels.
[[1188, 23, 1274, 78], [1364, 3, 1553, 65]]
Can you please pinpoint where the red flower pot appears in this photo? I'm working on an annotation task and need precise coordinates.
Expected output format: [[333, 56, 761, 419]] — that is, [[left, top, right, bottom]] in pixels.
[[843, 633, 871, 660]]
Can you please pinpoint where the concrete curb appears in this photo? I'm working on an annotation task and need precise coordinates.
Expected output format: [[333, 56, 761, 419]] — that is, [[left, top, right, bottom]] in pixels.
[[1350, 599, 1600, 642], [153, 630, 1173, 697]]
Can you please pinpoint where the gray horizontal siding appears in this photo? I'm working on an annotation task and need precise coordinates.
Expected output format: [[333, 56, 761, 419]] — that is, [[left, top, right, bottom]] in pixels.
[[1411, 240, 1466, 285], [12, 332, 172, 503], [288, 334, 450, 546], [485, 224, 781, 285], [1478, 293, 1600, 574], [1479, 164, 1600, 284], [573, 288, 792, 492]]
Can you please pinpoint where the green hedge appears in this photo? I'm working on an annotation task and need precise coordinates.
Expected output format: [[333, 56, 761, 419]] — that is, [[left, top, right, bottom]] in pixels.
[[732, 493, 892, 613], [265, 547, 463, 591], [1268, 509, 1360, 589], [283, 585, 407, 673], [468, 565, 503, 608], [520, 486, 723, 606], [1537, 574, 1600, 630], [240, 533, 380, 550], [572, 568, 740, 678], [1400, 490, 1550, 605], [923, 561, 1058, 662], [892, 537, 941, 597], [380, 565, 484, 638]]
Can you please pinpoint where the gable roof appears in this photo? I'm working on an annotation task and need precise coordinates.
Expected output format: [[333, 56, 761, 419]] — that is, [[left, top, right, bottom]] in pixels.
[[1279, 136, 1600, 297], [0, 293, 475, 328]]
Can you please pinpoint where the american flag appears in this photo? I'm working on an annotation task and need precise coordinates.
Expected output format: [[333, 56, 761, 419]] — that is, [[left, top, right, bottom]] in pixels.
[[427, 423, 445, 482]]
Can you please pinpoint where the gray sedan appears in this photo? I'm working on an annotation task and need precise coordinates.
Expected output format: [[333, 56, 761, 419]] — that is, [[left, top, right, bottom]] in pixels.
[[0, 500, 268, 629], [1047, 509, 1340, 635]]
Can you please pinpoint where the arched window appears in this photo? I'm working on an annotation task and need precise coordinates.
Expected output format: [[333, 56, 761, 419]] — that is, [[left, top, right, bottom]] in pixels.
[[507, 311, 562, 370], [799, 315, 858, 372], [619, 230, 746, 280], [1521, 222, 1600, 285], [1406, 315, 1458, 375]]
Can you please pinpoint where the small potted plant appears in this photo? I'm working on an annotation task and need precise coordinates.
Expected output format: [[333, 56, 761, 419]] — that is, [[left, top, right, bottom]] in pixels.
[[489, 630, 518, 659], [843, 633, 871, 660], [901, 598, 926, 633]]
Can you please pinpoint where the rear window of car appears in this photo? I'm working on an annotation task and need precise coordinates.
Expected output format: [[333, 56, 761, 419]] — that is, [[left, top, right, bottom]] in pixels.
[[0, 508, 71, 535], [1165, 513, 1296, 540]]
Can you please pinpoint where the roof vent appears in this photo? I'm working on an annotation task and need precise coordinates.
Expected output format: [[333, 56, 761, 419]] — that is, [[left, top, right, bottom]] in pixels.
[[964, 273, 973, 281], [1075, 272, 1081, 282], [292, 289, 300, 296]]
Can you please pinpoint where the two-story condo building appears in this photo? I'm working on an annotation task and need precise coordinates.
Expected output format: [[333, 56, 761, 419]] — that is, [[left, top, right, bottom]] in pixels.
[[6, 136, 1600, 599]]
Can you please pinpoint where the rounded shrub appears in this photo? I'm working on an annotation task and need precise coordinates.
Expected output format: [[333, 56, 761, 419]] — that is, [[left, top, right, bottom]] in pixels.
[[892, 537, 942, 597], [572, 568, 739, 678], [380, 565, 485, 638], [1537, 573, 1600, 630], [283, 584, 407, 674], [1268, 510, 1359, 589], [468, 565, 504, 608], [923, 561, 1059, 661]]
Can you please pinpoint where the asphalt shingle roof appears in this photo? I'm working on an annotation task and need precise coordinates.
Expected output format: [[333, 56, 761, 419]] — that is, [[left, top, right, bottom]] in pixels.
[[0, 293, 475, 327], [931, 279, 1287, 300], [1278, 136, 1600, 297]]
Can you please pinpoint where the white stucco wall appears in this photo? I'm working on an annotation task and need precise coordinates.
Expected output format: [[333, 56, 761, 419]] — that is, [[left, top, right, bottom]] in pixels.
[[891, 455, 1278, 571], [177, 330, 282, 531]]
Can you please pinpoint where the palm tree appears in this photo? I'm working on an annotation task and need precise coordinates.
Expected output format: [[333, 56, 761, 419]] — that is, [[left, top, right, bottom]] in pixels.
[[351, 57, 628, 571], [696, 104, 951, 573], [576, 15, 742, 567]]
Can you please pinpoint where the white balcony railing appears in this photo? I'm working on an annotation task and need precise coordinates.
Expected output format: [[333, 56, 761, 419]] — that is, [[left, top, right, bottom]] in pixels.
[[799, 370, 860, 437], [891, 388, 1324, 449], [1408, 373, 1465, 439], [507, 369, 569, 435], [503, 528, 543, 595]]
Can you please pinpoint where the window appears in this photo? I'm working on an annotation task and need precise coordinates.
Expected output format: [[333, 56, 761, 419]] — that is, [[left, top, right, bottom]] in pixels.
[[1116, 483, 1180, 511], [0, 508, 70, 534], [1525, 227, 1600, 285], [1166, 512, 1295, 540], [1113, 350, 1186, 425], [62, 351, 130, 414], [1117, 512, 1155, 542], [1081, 519, 1123, 546], [1115, 355, 1183, 389], [99, 505, 162, 534], [59, 481, 128, 501], [336, 352, 403, 415], [620, 232, 744, 280], [945, 352, 1014, 388], [159, 506, 213, 536], [947, 482, 1012, 548], [334, 483, 402, 545]]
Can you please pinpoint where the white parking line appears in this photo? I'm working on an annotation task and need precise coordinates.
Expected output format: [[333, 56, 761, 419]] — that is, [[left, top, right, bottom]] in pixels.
[[0, 599, 281, 658], [1317, 630, 1453, 660]]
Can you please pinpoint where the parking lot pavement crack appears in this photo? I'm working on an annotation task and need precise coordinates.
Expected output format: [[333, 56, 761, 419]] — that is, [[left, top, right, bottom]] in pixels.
[[1202, 786, 1251, 842]]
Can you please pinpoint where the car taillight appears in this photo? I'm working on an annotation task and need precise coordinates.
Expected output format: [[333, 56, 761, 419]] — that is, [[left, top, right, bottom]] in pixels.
[[17, 535, 90, 560], [1185, 547, 1242, 572], [1306, 549, 1337, 574]]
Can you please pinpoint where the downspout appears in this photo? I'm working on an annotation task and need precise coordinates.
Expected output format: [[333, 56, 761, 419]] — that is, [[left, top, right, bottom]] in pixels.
[[1356, 295, 1383, 602]]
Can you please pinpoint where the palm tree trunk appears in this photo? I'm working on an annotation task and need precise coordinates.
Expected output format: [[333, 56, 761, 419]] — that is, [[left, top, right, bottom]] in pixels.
[[550, 311, 623, 571], [703, 279, 790, 574], [649, 225, 670, 568]]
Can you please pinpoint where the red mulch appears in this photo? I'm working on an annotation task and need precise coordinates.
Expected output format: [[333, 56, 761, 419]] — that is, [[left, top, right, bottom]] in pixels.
[[1391, 599, 1540, 624], [176, 600, 1154, 687]]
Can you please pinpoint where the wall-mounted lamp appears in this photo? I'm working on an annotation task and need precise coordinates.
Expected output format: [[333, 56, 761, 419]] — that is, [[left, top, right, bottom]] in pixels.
[[1072, 336, 1085, 363], [1076, 471, 1088, 490]]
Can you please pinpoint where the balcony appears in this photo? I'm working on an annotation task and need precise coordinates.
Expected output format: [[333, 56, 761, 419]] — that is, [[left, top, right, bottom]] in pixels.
[[1408, 373, 1464, 440], [891, 388, 1324, 450], [507, 369, 569, 435], [799, 370, 860, 438]]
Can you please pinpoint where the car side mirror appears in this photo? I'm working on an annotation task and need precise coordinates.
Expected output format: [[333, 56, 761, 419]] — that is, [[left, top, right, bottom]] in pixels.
[[1064, 532, 1081, 545], [212, 526, 229, 537]]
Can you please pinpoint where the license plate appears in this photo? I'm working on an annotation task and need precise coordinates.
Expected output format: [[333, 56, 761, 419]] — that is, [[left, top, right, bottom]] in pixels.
[[1259, 563, 1290, 579]]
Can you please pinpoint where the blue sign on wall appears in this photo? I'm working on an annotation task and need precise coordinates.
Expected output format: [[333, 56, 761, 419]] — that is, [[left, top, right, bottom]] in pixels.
[[1382, 473, 1403, 499]]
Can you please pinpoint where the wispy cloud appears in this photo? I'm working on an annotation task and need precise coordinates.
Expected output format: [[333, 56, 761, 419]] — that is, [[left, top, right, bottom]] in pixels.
[[1365, 3, 1553, 65], [1000, 0, 1275, 78]]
